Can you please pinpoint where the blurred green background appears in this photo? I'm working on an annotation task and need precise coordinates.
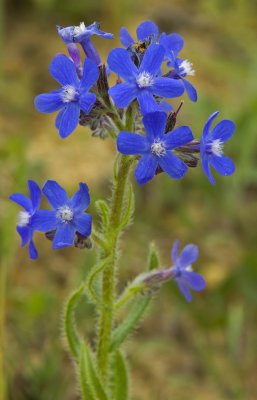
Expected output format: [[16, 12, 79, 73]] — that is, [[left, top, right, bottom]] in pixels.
[[1, 0, 257, 399]]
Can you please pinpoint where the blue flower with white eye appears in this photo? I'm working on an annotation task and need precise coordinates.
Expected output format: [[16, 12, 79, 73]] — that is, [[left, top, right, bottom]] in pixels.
[[32, 181, 92, 249], [200, 111, 236, 185], [120, 20, 159, 48], [9, 180, 41, 260], [117, 111, 193, 184], [170, 240, 206, 302], [57, 22, 114, 65], [34, 54, 99, 138], [108, 44, 184, 114]]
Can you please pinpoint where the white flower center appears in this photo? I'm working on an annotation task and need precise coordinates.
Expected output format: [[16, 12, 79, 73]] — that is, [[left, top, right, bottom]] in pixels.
[[179, 60, 195, 76], [211, 139, 224, 157], [61, 85, 77, 103], [18, 211, 30, 226], [73, 22, 86, 35], [56, 206, 74, 223], [136, 71, 154, 88], [185, 264, 193, 272], [151, 140, 166, 157]]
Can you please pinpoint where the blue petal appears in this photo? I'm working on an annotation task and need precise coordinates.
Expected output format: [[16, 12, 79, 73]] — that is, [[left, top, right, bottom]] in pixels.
[[28, 240, 38, 260], [86, 22, 114, 39], [109, 82, 138, 108], [179, 244, 198, 268], [49, 54, 79, 86], [31, 210, 57, 232], [159, 153, 187, 179], [137, 90, 159, 114], [164, 126, 193, 150], [181, 271, 206, 291], [79, 92, 96, 114], [159, 32, 184, 57], [134, 154, 158, 185], [9, 193, 32, 211], [210, 120, 236, 142], [136, 20, 158, 42], [107, 48, 138, 81], [209, 155, 235, 176], [81, 39, 101, 65], [34, 92, 64, 113], [152, 77, 184, 98], [55, 108, 65, 129], [182, 78, 198, 102], [171, 240, 179, 263], [69, 183, 90, 211], [67, 43, 81, 68], [120, 27, 134, 48], [202, 154, 216, 185], [139, 44, 165, 76], [80, 58, 99, 91], [28, 180, 41, 211], [202, 111, 219, 140], [177, 281, 192, 302], [58, 103, 80, 138], [17, 225, 31, 246], [158, 100, 173, 112], [53, 223, 75, 249], [117, 132, 149, 155], [73, 213, 92, 236], [42, 180, 69, 208], [142, 112, 167, 142]]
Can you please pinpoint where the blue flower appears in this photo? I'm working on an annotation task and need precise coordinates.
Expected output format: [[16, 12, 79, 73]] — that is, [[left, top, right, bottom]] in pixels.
[[34, 54, 99, 138], [108, 44, 184, 114], [32, 181, 92, 249], [9, 180, 41, 260], [170, 240, 206, 302], [120, 20, 159, 47], [117, 111, 193, 184], [200, 111, 236, 185], [57, 22, 114, 65]]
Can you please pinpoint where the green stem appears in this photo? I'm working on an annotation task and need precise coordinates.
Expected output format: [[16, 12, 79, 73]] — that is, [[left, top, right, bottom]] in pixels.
[[96, 155, 134, 381]]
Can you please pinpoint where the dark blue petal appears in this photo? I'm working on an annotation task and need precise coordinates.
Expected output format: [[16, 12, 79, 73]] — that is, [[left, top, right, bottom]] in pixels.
[[34, 92, 64, 113], [171, 240, 179, 263], [9, 193, 32, 211], [209, 155, 235, 176], [107, 48, 138, 81], [139, 44, 165, 76], [152, 77, 184, 98], [17, 225, 31, 246], [28, 240, 38, 260], [117, 132, 149, 155], [42, 180, 69, 208], [142, 112, 167, 142], [158, 100, 173, 112], [159, 32, 184, 57], [182, 78, 198, 102], [49, 54, 79, 87], [81, 39, 101, 65], [159, 153, 187, 179], [58, 103, 80, 138], [202, 154, 216, 185], [53, 224, 75, 249], [137, 90, 159, 114], [73, 213, 92, 237], [136, 20, 158, 42], [120, 27, 134, 47], [109, 82, 138, 108], [177, 281, 192, 302], [179, 244, 198, 268], [31, 210, 57, 232], [28, 180, 41, 211], [55, 108, 65, 129], [86, 22, 114, 39], [79, 93, 96, 114], [69, 183, 90, 211], [202, 111, 219, 140], [210, 120, 236, 142], [164, 126, 193, 150], [134, 154, 158, 185], [80, 58, 99, 91], [67, 43, 81, 68], [181, 271, 206, 291]]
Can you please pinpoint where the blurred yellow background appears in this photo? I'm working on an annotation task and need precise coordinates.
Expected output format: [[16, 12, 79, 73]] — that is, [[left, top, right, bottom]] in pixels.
[[1, 0, 257, 399]]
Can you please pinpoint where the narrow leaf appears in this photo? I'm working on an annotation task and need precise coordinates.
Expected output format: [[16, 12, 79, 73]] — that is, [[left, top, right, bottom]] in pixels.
[[113, 350, 129, 400], [147, 242, 160, 270], [95, 200, 110, 232], [79, 343, 96, 400], [120, 184, 135, 229]]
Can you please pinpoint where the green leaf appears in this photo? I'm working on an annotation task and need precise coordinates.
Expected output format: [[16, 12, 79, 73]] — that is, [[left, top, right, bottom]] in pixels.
[[113, 350, 129, 400], [63, 283, 85, 360], [110, 296, 151, 352], [147, 242, 160, 270], [87, 256, 112, 307], [95, 200, 110, 232], [120, 184, 135, 229], [79, 343, 109, 400]]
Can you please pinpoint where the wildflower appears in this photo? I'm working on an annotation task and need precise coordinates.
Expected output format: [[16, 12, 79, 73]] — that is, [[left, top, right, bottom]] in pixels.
[[120, 20, 159, 49], [34, 54, 99, 138], [9, 180, 41, 259], [117, 111, 193, 184], [200, 111, 236, 185], [57, 22, 114, 65], [108, 44, 184, 114], [32, 181, 92, 249]]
